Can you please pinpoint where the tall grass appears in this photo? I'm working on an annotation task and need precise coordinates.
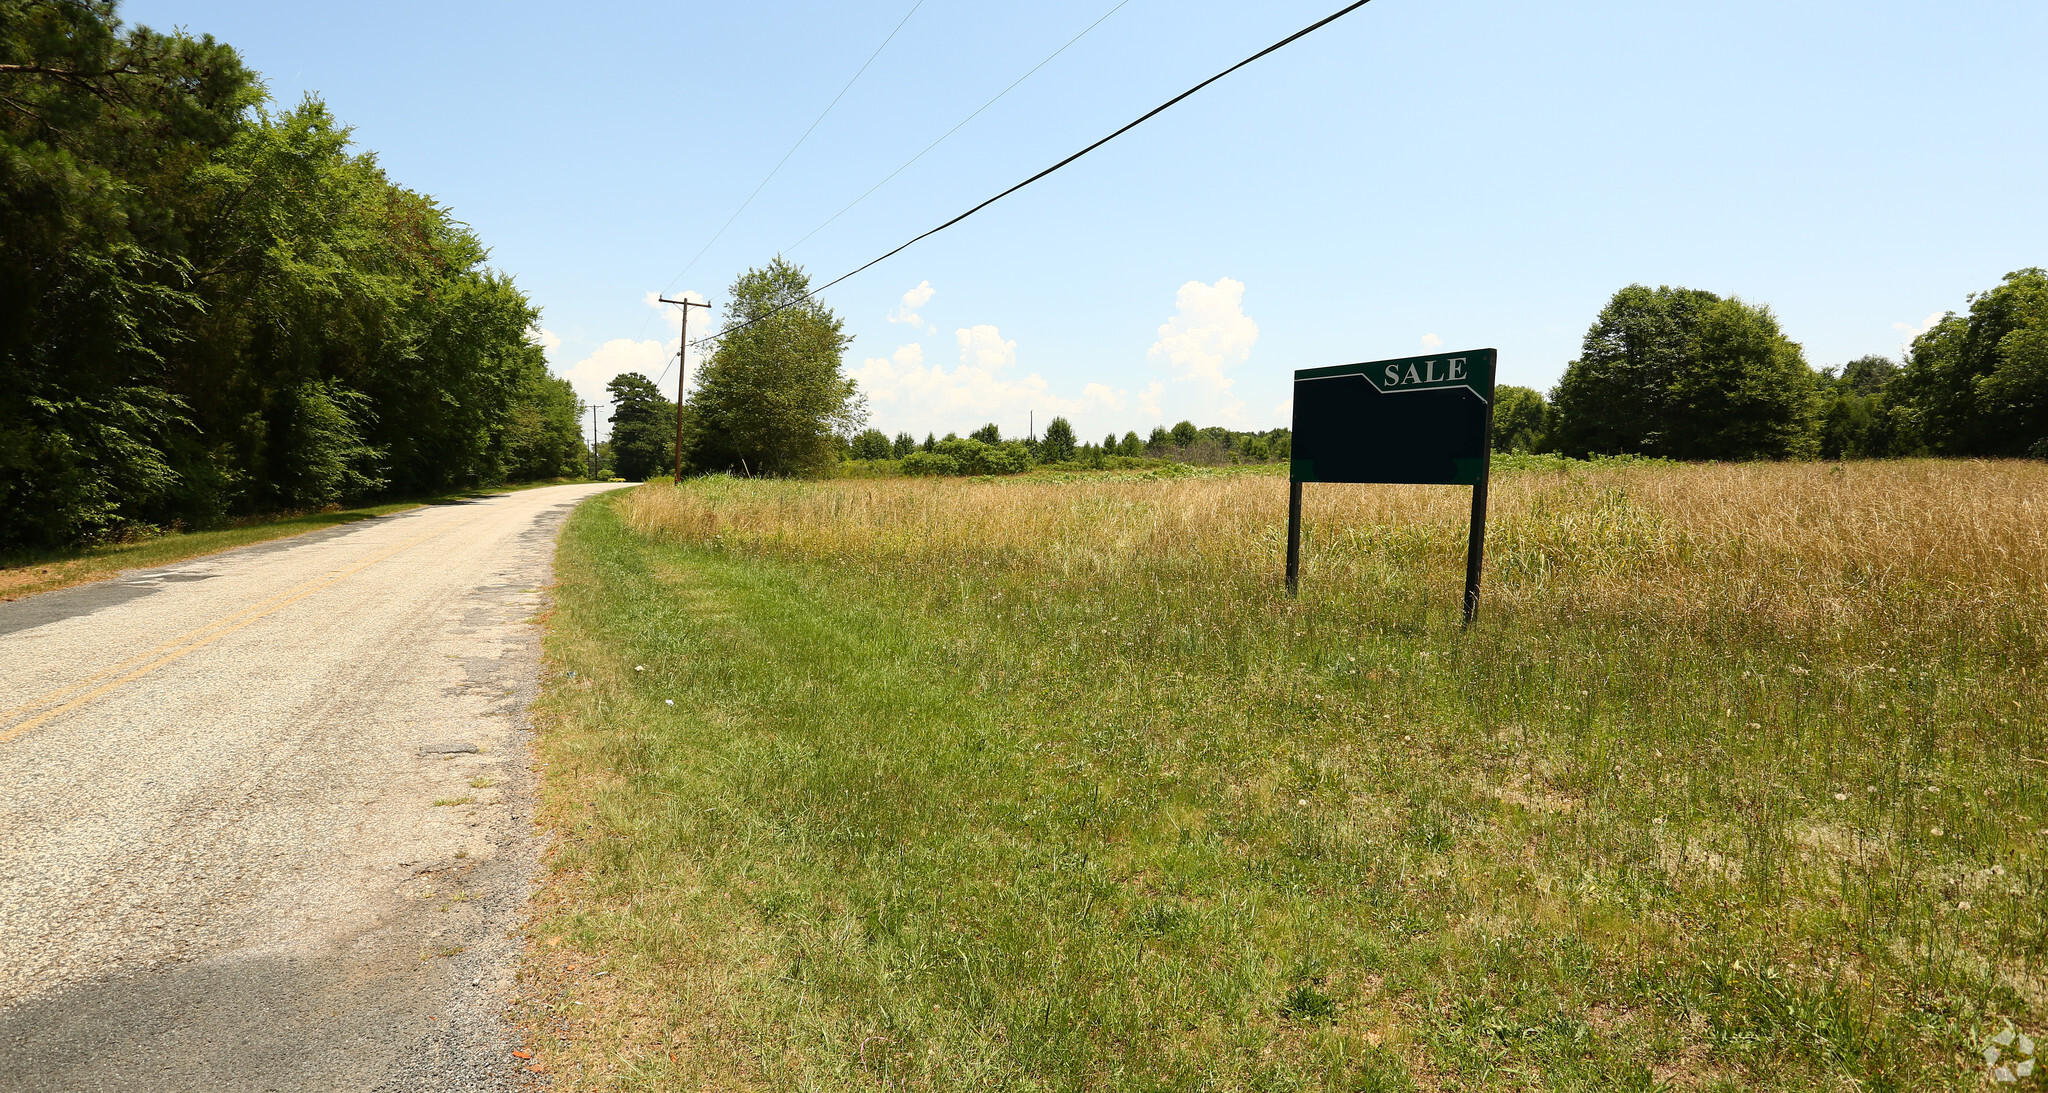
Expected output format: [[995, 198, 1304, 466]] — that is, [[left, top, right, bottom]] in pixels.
[[525, 460, 2046, 1091]]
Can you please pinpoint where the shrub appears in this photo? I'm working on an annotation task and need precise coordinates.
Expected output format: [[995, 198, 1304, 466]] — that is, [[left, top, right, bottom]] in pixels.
[[900, 451, 960, 476]]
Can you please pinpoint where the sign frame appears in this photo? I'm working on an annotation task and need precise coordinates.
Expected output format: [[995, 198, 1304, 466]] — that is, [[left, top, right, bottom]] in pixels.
[[1284, 348, 1497, 624]]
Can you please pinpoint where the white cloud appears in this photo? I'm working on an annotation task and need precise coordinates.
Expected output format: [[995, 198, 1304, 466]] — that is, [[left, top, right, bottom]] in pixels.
[[889, 280, 935, 326], [1892, 311, 1944, 338], [561, 337, 672, 410], [956, 324, 1016, 370], [1146, 278, 1258, 422], [1137, 382, 1166, 423], [1420, 333, 1442, 349], [849, 325, 1125, 438], [529, 327, 562, 353]]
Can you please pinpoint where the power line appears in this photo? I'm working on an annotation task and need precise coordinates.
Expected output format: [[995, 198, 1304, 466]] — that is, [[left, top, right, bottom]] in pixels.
[[782, 0, 1134, 257], [689, 0, 1379, 352], [654, 0, 927, 302]]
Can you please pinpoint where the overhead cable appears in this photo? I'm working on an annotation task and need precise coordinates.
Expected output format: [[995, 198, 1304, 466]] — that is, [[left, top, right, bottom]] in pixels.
[[782, 0, 1134, 257], [654, 0, 927, 300], [690, 0, 1378, 351]]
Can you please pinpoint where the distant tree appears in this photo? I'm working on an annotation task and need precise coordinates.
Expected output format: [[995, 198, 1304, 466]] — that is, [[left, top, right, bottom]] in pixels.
[[1837, 354, 1900, 395], [1170, 421, 1199, 448], [849, 428, 892, 460], [1039, 416, 1076, 462], [1890, 269, 2048, 457], [607, 373, 674, 480], [682, 258, 862, 476], [892, 432, 916, 458], [970, 422, 1001, 444], [1101, 433, 1117, 452], [1491, 386, 1549, 452], [922, 432, 937, 452], [1817, 355, 1902, 459], [503, 361, 586, 479], [1145, 426, 1170, 453], [1120, 431, 1144, 457], [1550, 284, 1817, 460]]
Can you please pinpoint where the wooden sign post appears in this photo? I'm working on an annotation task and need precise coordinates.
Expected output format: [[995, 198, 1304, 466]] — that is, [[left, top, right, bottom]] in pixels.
[[1286, 348, 1497, 623]]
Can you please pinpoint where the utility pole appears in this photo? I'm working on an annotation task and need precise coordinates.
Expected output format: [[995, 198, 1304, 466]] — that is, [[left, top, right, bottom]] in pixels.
[[658, 295, 711, 483]]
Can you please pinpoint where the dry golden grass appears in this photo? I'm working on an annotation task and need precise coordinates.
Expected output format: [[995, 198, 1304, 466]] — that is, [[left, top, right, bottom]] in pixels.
[[621, 459, 2048, 651]]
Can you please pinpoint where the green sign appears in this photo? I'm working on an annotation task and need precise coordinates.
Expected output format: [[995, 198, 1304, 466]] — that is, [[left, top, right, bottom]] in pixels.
[[1284, 347, 1499, 623], [1289, 349, 1497, 485]]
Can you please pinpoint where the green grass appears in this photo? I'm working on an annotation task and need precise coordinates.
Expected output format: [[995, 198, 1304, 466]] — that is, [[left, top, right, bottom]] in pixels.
[[524, 469, 2045, 1092], [0, 478, 586, 601]]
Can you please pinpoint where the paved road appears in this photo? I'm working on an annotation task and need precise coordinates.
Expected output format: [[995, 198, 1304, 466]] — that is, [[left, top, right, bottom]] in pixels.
[[0, 483, 621, 1092]]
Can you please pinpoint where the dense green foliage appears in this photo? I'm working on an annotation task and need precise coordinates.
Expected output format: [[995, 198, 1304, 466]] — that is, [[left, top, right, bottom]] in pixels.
[[1891, 268, 2048, 457], [1515, 275, 2046, 461], [847, 428, 892, 461], [1816, 355, 1903, 459], [681, 258, 863, 477], [0, 0, 582, 549], [605, 374, 675, 481], [1037, 416, 1076, 462], [1491, 385, 1548, 453], [1549, 285, 1818, 460]]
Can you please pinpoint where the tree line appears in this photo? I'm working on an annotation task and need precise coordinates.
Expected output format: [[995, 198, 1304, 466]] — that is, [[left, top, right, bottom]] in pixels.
[[592, 257, 1295, 481], [1, 1, 585, 550], [853, 419, 1292, 477], [1495, 271, 2048, 461], [612, 259, 2048, 483]]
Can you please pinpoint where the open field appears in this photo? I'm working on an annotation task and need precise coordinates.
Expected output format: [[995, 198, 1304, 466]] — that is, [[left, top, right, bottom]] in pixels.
[[523, 460, 2046, 1091], [0, 479, 588, 602]]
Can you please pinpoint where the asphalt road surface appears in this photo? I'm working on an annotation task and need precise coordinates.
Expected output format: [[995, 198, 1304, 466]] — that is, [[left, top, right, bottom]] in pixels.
[[0, 483, 622, 1092]]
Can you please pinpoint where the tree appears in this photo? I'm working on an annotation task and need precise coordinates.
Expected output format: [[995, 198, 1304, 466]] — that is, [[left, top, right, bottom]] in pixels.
[[1119, 431, 1143, 456], [1170, 420, 1199, 449], [681, 257, 862, 476], [892, 432, 916, 458], [606, 373, 673, 480], [0, 7, 567, 547], [969, 423, 1001, 444], [1890, 269, 2048, 457], [502, 356, 587, 480], [1817, 355, 1901, 459], [1549, 284, 1818, 460], [850, 428, 892, 460], [1039, 417, 1076, 462], [1491, 386, 1548, 452], [0, 1, 259, 544]]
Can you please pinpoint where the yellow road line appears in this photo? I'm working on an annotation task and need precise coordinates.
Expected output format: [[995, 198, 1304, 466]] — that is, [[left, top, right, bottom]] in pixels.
[[0, 511, 486, 746]]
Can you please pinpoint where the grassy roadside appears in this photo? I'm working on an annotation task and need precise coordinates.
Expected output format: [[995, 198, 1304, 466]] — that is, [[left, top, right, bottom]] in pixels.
[[521, 465, 2044, 1091], [0, 479, 587, 602]]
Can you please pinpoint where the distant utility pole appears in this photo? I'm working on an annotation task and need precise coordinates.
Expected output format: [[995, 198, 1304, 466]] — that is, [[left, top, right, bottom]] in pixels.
[[658, 295, 712, 482]]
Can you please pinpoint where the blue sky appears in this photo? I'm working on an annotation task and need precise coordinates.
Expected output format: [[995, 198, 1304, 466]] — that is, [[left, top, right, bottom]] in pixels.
[[125, 0, 2048, 444]]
